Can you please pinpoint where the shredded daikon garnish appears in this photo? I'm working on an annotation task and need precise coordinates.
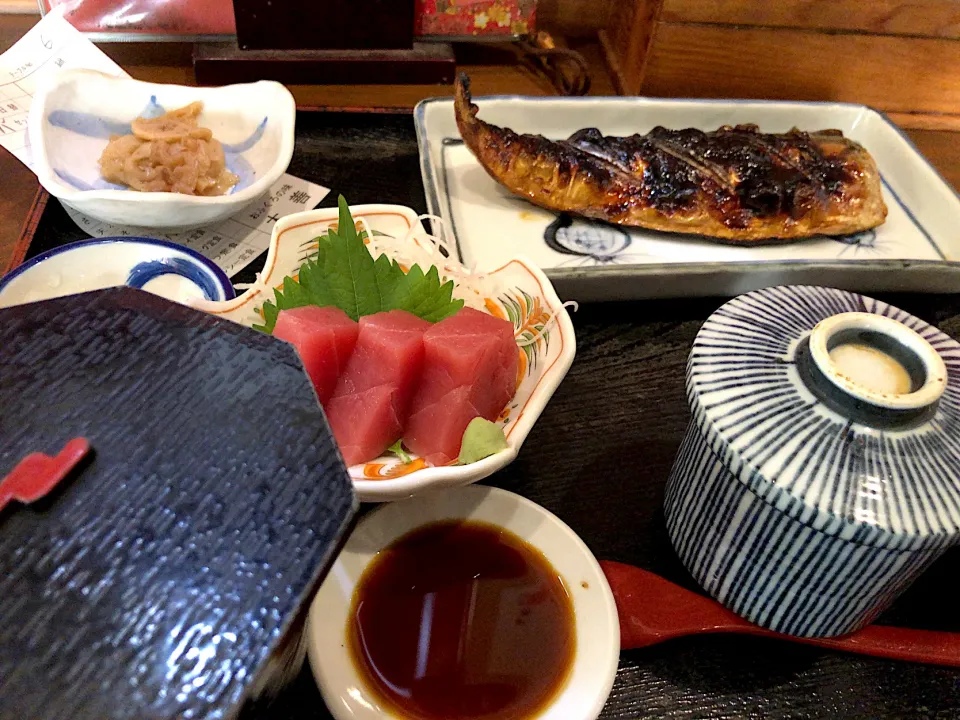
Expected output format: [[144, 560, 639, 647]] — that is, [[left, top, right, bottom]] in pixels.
[[516, 301, 578, 347], [356, 213, 497, 312]]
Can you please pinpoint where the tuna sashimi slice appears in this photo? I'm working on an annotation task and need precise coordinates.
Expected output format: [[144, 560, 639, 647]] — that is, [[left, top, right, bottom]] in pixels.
[[405, 387, 482, 467], [326, 310, 431, 465], [325, 386, 399, 467], [405, 307, 518, 465], [273, 306, 359, 404]]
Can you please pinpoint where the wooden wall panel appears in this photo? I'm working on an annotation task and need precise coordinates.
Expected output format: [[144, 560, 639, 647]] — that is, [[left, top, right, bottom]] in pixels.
[[906, 129, 960, 189], [598, 0, 663, 94], [641, 24, 960, 114], [660, 0, 960, 39], [536, 0, 614, 37], [0, 146, 43, 273], [0, 1, 38, 14]]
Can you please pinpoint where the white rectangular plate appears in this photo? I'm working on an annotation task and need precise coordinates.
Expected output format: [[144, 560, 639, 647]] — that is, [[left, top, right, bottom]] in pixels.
[[415, 94, 960, 300]]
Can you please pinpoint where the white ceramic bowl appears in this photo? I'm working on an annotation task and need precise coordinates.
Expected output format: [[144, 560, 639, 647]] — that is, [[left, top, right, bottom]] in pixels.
[[192, 204, 577, 502], [307, 485, 620, 720], [0, 237, 235, 309], [28, 69, 295, 230]]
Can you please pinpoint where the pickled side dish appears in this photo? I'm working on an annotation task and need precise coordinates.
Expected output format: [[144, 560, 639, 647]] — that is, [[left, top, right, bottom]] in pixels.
[[99, 102, 240, 196]]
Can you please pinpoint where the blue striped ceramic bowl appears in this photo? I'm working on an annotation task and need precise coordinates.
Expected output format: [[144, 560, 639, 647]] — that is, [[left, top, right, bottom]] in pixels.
[[665, 285, 960, 638], [0, 237, 234, 309]]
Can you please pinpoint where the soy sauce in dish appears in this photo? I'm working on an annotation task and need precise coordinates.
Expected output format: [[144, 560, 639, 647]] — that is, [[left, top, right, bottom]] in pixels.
[[347, 520, 576, 720]]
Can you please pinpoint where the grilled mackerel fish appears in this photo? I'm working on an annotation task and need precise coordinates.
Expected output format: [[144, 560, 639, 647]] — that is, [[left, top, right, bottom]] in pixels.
[[454, 74, 887, 242]]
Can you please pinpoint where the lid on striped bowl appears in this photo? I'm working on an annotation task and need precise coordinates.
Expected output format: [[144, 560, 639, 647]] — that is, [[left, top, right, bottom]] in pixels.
[[688, 285, 960, 551]]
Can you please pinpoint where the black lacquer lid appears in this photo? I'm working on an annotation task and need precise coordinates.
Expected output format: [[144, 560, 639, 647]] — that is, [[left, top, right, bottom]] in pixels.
[[0, 287, 356, 720]]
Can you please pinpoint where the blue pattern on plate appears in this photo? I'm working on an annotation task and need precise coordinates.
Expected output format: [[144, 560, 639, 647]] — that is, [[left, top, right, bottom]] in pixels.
[[221, 116, 268, 154], [544, 215, 893, 264], [543, 214, 649, 266], [665, 285, 960, 637], [0, 237, 235, 302], [54, 169, 126, 192], [140, 95, 166, 119], [47, 98, 266, 195], [225, 153, 255, 193], [47, 110, 131, 138], [126, 258, 221, 301], [831, 229, 880, 256]]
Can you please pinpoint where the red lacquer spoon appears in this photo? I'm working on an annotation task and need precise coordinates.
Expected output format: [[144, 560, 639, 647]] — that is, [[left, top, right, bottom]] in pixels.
[[601, 560, 960, 667]]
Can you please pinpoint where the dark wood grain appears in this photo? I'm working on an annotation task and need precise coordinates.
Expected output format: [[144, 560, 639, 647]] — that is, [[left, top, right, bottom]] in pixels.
[[642, 23, 960, 114], [0, 9, 34, 53], [661, 0, 960, 38], [599, 0, 663, 95], [192, 42, 455, 86], [0, 147, 43, 273], [15, 110, 960, 720]]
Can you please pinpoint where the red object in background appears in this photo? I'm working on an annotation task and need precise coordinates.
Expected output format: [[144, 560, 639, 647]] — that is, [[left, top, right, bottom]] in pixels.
[[415, 0, 537, 38], [43, 0, 536, 40], [42, 0, 238, 37], [0, 438, 90, 513], [601, 560, 960, 667]]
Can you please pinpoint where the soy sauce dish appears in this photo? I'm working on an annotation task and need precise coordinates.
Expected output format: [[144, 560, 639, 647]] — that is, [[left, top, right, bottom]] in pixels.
[[307, 485, 620, 720]]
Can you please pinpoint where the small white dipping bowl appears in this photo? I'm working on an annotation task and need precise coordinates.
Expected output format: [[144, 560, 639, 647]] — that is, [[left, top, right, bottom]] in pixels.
[[28, 69, 295, 230], [0, 237, 235, 309], [307, 485, 620, 720]]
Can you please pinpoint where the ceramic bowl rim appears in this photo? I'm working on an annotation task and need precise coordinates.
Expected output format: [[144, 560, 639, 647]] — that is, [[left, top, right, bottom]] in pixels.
[[306, 484, 621, 720], [28, 68, 296, 206], [0, 236, 236, 302], [808, 311, 948, 410]]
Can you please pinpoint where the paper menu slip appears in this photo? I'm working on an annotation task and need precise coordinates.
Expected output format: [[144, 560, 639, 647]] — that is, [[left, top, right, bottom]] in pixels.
[[64, 174, 331, 277], [0, 9, 126, 169]]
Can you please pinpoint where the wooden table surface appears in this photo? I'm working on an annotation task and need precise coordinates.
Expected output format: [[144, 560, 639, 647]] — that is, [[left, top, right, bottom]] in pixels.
[[20, 110, 960, 719]]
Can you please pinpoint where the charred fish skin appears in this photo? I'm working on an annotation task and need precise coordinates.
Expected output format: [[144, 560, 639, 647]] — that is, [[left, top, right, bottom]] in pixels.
[[454, 73, 887, 242]]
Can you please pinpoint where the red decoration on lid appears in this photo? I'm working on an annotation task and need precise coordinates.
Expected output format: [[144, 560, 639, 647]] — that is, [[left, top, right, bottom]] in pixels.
[[0, 438, 90, 512]]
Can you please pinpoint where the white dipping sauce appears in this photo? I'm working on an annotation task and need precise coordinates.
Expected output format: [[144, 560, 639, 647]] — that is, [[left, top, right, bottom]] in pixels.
[[828, 343, 913, 395], [140, 274, 207, 303]]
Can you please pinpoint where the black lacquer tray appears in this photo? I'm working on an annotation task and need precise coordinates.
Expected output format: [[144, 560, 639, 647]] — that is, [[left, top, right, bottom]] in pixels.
[[0, 287, 356, 720], [15, 111, 960, 719]]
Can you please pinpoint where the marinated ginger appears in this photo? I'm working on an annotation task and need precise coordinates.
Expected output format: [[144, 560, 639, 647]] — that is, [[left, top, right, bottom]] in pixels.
[[99, 102, 239, 196]]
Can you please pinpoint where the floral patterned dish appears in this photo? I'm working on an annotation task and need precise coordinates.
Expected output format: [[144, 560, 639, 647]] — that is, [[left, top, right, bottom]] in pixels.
[[193, 204, 576, 502]]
